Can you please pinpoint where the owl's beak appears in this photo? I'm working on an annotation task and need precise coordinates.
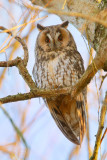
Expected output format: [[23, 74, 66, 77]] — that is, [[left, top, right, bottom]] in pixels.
[[51, 40, 57, 51]]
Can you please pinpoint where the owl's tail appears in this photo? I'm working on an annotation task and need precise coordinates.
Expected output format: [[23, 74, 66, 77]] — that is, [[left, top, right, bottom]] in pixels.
[[46, 99, 80, 145]]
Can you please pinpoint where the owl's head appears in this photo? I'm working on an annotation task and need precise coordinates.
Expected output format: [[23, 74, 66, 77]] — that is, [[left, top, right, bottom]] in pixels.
[[36, 21, 76, 52]]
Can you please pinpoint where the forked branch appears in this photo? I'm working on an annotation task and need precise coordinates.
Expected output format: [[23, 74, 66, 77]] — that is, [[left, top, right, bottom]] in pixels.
[[0, 51, 106, 104]]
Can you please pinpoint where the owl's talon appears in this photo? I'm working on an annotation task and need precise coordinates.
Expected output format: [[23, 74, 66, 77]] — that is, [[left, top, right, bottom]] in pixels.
[[57, 85, 63, 90], [52, 85, 55, 89]]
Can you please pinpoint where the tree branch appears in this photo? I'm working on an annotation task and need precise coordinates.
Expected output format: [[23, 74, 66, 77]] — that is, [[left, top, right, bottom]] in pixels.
[[0, 51, 106, 104], [90, 92, 107, 160], [0, 57, 21, 67], [17, 61, 36, 90]]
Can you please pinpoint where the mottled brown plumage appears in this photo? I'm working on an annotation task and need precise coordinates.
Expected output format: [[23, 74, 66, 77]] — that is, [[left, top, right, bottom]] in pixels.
[[33, 21, 87, 145]]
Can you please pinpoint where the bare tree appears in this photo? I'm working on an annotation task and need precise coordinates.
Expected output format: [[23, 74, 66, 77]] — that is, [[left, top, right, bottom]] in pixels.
[[0, 0, 107, 159]]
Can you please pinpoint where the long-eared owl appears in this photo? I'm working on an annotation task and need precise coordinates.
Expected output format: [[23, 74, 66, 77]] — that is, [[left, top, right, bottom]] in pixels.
[[33, 21, 87, 145]]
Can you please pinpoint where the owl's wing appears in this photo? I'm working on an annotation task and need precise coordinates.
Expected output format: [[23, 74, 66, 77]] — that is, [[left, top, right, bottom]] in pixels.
[[76, 93, 86, 144], [32, 64, 38, 86], [72, 51, 87, 143], [46, 99, 80, 145]]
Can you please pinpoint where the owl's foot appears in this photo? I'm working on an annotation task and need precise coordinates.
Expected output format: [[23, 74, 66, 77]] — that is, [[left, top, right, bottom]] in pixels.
[[51, 84, 63, 89]]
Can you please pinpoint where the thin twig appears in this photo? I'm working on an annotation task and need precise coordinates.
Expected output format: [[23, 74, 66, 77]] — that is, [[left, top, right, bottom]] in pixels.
[[47, 10, 107, 28], [100, 128, 107, 144], [99, 74, 107, 90], [0, 26, 28, 66], [25, 5, 107, 27], [90, 92, 107, 160], [69, 146, 79, 160]]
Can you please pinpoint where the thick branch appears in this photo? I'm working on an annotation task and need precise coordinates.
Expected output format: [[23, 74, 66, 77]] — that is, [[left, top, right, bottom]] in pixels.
[[0, 57, 21, 67], [0, 92, 35, 104], [0, 52, 105, 104], [0, 89, 68, 104], [17, 61, 36, 90], [90, 92, 107, 160]]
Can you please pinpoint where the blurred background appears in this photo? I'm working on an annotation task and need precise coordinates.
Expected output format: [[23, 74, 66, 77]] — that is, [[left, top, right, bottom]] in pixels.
[[0, 0, 107, 160]]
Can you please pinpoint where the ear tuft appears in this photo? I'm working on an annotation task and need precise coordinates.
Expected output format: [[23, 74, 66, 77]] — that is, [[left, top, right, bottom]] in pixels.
[[61, 21, 69, 28], [37, 24, 45, 31]]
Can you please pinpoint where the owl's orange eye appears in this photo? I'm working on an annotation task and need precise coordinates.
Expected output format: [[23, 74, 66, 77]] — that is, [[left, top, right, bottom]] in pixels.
[[58, 34, 63, 41], [45, 36, 50, 43]]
